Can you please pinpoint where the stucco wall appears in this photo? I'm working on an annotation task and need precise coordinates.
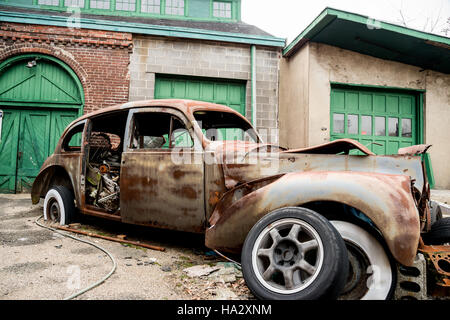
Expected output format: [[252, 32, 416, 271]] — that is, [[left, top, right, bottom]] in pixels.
[[129, 36, 280, 144], [280, 42, 450, 189], [279, 43, 310, 148]]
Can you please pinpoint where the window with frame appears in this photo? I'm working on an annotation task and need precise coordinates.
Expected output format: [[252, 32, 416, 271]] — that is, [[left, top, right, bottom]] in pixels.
[[213, 1, 232, 18], [141, 0, 160, 13], [90, 0, 110, 9], [165, 0, 185, 16], [131, 112, 193, 149], [64, 0, 84, 7], [38, 0, 59, 5], [63, 123, 84, 152], [116, 0, 136, 11]]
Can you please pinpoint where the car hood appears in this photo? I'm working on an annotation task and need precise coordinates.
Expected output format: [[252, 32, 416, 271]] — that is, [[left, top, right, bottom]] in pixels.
[[207, 139, 385, 189]]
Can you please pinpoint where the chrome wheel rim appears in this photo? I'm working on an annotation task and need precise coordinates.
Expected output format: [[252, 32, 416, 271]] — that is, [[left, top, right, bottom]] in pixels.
[[251, 218, 324, 294], [47, 199, 61, 223]]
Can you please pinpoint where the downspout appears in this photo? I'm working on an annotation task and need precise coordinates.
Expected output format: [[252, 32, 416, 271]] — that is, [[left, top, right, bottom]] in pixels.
[[251, 45, 257, 128]]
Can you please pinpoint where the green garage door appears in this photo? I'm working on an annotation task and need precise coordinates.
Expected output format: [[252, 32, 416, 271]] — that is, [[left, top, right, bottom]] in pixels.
[[0, 54, 83, 193], [330, 86, 418, 155], [155, 75, 246, 116], [330, 85, 434, 187]]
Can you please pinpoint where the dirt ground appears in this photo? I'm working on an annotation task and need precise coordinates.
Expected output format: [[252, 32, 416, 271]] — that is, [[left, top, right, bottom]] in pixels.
[[0, 193, 253, 300], [1, 192, 449, 300]]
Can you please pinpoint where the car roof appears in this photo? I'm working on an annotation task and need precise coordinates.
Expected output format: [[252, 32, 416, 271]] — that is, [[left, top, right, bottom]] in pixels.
[[76, 99, 245, 122]]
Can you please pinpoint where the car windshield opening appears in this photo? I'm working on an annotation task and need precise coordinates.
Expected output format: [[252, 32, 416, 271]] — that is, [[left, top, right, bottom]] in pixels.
[[194, 110, 259, 143]]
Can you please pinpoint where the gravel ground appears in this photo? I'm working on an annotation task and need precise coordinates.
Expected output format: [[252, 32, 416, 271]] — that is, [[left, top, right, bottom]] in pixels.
[[0, 193, 253, 300]]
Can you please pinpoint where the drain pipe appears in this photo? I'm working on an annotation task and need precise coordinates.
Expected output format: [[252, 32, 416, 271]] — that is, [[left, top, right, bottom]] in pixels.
[[251, 45, 257, 128]]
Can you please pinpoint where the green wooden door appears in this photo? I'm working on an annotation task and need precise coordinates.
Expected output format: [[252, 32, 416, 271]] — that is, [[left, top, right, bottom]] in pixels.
[[0, 109, 20, 193], [330, 87, 418, 155], [0, 108, 78, 193], [15, 109, 51, 192], [0, 54, 83, 193]]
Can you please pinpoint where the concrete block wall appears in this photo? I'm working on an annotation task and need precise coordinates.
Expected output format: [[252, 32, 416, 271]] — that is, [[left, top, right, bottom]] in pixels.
[[129, 36, 280, 144]]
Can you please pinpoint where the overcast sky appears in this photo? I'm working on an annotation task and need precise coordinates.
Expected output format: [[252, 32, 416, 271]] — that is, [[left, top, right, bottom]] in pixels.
[[241, 0, 450, 42]]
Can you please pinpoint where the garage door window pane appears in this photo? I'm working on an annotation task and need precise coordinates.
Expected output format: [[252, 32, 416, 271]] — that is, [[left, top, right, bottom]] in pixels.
[[388, 117, 399, 136], [361, 116, 372, 135], [116, 0, 136, 11], [402, 118, 412, 137], [375, 116, 385, 136], [333, 114, 344, 134], [347, 114, 358, 134]]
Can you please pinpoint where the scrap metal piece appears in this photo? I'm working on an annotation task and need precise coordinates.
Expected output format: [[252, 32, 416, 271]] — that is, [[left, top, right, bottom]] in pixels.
[[418, 240, 450, 296], [398, 144, 432, 155], [54, 225, 165, 252], [284, 138, 375, 155]]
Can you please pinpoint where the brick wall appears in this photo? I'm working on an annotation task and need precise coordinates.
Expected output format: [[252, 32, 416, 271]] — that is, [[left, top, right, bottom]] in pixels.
[[0, 22, 133, 113], [130, 36, 281, 144]]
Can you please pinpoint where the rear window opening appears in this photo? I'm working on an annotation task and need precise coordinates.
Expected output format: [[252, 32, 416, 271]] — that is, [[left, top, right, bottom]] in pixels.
[[193, 110, 259, 142], [85, 111, 127, 214]]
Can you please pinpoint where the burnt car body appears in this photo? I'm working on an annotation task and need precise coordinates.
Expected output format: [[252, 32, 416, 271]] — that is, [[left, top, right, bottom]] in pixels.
[[31, 99, 449, 300]]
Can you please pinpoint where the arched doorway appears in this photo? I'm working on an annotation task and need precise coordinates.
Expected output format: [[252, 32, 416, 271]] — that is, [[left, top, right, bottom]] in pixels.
[[0, 54, 84, 193]]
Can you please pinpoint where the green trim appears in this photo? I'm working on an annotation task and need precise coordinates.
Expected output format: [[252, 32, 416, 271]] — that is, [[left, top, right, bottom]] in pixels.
[[250, 45, 256, 127], [283, 7, 450, 57], [0, 10, 285, 47], [417, 92, 435, 188], [283, 8, 334, 56], [330, 82, 426, 93], [0, 0, 241, 22]]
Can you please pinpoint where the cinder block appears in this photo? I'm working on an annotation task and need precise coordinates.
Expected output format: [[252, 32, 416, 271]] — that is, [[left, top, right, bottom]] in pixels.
[[394, 253, 428, 300]]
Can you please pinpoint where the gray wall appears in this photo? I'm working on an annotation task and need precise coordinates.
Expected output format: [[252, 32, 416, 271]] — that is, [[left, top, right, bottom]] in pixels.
[[129, 36, 280, 143]]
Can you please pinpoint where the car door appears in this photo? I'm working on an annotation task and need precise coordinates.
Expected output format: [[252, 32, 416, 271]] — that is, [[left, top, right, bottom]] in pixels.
[[120, 107, 205, 233]]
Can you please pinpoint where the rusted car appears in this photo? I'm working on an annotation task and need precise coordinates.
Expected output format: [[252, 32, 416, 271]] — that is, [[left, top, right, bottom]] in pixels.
[[31, 99, 449, 300]]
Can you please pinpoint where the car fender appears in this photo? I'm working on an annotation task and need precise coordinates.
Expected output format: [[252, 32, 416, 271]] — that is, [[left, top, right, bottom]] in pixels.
[[205, 171, 420, 266], [31, 158, 78, 206]]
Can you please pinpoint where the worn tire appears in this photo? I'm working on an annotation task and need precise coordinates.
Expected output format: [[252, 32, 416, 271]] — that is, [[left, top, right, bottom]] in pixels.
[[43, 185, 76, 225], [241, 207, 348, 300], [429, 201, 443, 226], [330, 221, 397, 300], [422, 217, 450, 245]]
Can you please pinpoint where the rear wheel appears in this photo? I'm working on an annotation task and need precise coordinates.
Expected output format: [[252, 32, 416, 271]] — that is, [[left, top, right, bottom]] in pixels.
[[331, 220, 396, 300], [44, 186, 76, 225], [241, 207, 348, 300]]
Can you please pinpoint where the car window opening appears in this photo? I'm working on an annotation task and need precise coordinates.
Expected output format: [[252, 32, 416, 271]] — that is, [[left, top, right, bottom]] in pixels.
[[193, 110, 259, 143], [131, 112, 193, 149]]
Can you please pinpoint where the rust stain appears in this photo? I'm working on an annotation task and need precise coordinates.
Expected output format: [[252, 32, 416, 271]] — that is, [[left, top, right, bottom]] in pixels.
[[173, 170, 185, 179]]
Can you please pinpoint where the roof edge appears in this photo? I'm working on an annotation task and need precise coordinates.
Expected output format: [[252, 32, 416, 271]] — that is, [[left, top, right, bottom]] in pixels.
[[283, 7, 450, 57], [0, 10, 286, 48]]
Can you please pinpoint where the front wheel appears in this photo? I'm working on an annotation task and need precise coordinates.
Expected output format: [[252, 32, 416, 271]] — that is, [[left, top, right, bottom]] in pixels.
[[241, 207, 349, 300], [43, 185, 76, 225], [330, 220, 396, 300]]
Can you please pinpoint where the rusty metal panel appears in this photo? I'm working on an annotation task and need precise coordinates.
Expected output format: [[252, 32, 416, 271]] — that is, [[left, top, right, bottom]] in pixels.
[[398, 144, 432, 155], [204, 150, 227, 221], [120, 151, 205, 233], [217, 151, 425, 192], [206, 171, 421, 267]]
